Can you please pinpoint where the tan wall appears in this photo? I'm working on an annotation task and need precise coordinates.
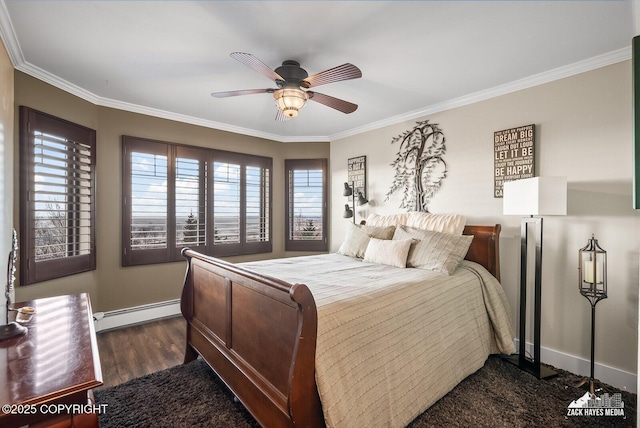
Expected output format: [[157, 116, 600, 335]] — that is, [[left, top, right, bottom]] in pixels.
[[13, 71, 329, 311], [331, 61, 640, 375], [0, 38, 14, 307]]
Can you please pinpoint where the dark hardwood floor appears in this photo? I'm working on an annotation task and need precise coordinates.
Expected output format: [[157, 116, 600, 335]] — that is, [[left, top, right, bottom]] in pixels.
[[95, 316, 186, 389]]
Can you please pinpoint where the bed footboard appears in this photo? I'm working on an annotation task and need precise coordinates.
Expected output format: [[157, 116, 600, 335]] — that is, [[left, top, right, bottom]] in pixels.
[[180, 249, 324, 427]]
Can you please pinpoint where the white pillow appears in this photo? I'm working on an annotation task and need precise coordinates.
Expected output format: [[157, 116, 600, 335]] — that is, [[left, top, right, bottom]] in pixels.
[[393, 225, 473, 275], [366, 212, 466, 235], [363, 238, 413, 268], [337, 222, 396, 258]]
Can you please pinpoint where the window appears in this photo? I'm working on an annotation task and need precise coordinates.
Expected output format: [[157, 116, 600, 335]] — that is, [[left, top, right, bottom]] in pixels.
[[122, 136, 271, 266], [19, 107, 96, 284], [285, 159, 327, 252]]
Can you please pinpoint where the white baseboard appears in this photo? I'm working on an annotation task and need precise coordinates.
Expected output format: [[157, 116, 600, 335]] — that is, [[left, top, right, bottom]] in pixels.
[[92, 300, 637, 393], [93, 299, 181, 332], [514, 339, 637, 393]]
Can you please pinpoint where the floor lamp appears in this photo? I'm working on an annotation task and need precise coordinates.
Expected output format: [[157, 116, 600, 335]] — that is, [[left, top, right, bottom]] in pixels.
[[577, 234, 607, 395], [503, 177, 567, 379]]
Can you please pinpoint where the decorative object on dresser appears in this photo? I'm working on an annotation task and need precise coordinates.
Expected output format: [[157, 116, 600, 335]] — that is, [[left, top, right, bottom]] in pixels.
[[503, 176, 567, 379], [0, 229, 26, 341], [385, 120, 447, 212], [576, 234, 607, 395]]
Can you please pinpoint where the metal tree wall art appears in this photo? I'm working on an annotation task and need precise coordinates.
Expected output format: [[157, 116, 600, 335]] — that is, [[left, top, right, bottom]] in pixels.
[[385, 120, 447, 212]]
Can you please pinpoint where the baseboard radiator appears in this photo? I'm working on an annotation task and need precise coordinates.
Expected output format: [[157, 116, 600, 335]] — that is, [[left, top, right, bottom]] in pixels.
[[93, 299, 181, 333]]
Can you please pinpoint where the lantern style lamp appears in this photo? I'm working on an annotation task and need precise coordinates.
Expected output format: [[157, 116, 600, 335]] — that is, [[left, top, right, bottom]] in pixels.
[[578, 234, 607, 395]]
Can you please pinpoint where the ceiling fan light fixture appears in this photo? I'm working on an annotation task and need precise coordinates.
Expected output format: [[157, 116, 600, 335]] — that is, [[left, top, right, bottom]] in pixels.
[[214, 53, 361, 120], [274, 88, 308, 118]]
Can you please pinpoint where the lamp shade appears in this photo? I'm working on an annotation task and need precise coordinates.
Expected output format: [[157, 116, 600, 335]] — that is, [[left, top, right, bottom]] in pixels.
[[343, 182, 353, 197], [343, 204, 353, 218], [356, 192, 368, 206], [273, 88, 309, 118], [503, 177, 567, 216]]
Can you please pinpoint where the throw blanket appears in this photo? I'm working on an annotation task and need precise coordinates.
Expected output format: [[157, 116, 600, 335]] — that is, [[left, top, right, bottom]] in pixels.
[[241, 254, 515, 428]]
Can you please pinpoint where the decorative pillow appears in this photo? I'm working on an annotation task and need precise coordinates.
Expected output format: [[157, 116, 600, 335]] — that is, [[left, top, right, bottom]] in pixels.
[[365, 212, 466, 235], [363, 238, 413, 268], [337, 223, 396, 258], [393, 225, 473, 275]]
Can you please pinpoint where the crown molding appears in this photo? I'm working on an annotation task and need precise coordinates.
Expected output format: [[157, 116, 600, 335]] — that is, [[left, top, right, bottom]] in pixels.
[[0, 0, 23, 66], [13, 59, 326, 143], [329, 47, 631, 141], [0, 0, 630, 144]]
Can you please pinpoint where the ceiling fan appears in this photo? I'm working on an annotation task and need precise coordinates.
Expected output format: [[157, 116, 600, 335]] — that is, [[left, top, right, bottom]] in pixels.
[[211, 52, 362, 120]]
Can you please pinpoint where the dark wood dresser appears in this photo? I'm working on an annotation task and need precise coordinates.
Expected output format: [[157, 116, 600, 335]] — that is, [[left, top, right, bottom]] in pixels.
[[0, 293, 103, 428]]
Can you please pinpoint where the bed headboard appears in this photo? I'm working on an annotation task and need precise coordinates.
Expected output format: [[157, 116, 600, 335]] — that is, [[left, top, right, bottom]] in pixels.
[[462, 224, 501, 281]]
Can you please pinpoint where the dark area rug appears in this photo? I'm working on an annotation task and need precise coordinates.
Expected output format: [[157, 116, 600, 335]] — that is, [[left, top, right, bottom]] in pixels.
[[95, 356, 635, 427]]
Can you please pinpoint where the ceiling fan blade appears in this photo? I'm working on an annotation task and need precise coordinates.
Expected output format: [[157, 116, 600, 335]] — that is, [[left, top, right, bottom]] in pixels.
[[211, 88, 273, 98], [302, 63, 362, 88], [230, 52, 285, 82], [308, 91, 358, 114]]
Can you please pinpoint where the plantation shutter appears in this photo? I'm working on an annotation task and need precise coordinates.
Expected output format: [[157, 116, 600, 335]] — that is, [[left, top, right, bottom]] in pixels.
[[20, 107, 96, 284], [212, 158, 241, 256], [212, 162, 241, 240], [285, 159, 328, 252], [211, 151, 272, 257], [122, 138, 272, 264], [244, 159, 272, 254], [175, 146, 207, 253], [122, 137, 170, 266]]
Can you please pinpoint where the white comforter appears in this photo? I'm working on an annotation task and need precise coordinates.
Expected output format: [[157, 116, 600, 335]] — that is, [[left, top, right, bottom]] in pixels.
[[240, 253, 515, 428]]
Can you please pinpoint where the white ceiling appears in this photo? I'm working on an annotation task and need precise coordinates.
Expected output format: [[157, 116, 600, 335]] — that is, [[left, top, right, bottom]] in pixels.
[[0, 1, 635, 142]]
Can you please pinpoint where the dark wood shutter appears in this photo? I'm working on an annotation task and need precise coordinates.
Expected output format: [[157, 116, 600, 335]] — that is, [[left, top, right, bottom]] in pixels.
[[122, 137, 272, 265], [285, 159, 328, 252], [20, 107, 96, 284]]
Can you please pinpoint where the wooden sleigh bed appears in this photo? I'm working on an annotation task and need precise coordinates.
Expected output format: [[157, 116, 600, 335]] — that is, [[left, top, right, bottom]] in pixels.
[[180, 224, 504, 428]]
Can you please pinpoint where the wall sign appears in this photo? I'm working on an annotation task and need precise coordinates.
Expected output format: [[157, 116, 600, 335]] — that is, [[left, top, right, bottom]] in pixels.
[[494, 124, 535, 198], [348, 155, 366, 197]]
